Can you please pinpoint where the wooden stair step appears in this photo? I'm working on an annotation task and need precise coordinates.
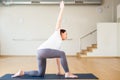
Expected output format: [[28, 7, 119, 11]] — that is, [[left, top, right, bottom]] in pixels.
[[76, 52, 87, 58], [87, 47, 93, 52], [92, 44, 97, 48], [77, 44, 97, 58], [76, 52, 80, 58], [80, 50, 88, 54]]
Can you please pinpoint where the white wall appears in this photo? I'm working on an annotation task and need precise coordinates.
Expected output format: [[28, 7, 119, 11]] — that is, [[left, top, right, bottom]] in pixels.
[[112, 0, 120, 22], [117, 4, 120, 18], [0, 3, 2, 55], [88, 23, 118, 56], [117, 4, 120, 56], [0, 0, 120, 56], [118, 22, 120, 56], [0, 22, 1, 55]]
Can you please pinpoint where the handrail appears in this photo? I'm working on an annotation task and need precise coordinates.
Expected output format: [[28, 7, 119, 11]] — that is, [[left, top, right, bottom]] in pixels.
[[80, 29, 97, 40]]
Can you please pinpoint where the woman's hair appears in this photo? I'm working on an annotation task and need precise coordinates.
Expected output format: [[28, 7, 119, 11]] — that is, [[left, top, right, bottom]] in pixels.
[[60, 29, 66, 34]]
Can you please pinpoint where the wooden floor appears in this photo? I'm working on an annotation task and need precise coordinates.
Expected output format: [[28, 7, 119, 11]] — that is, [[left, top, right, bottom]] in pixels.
[[0, 56, 120, 80]]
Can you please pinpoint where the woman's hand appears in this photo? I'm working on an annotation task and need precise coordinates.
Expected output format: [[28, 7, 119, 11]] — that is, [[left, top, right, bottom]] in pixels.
[[60, 1, 64, 9]]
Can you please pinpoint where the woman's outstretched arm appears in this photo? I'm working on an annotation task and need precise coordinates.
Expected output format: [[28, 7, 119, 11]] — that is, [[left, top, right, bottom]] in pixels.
[[56, 1, 64, 30]]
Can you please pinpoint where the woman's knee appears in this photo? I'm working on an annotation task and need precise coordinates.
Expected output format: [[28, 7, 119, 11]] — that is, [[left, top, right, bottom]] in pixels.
[[60, 51, 66, 56], [37, 50, 45, 59]]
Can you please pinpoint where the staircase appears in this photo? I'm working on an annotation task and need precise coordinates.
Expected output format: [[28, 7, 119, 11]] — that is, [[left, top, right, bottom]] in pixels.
[[77, 44, 97, 58]]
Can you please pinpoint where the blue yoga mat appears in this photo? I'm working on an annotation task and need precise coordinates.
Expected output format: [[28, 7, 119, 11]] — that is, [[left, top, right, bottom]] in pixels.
[[0, 73, 98, 80]]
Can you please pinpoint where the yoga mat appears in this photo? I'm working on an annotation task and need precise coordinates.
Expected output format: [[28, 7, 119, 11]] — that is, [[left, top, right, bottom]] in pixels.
[[0, 73, 98, 80]]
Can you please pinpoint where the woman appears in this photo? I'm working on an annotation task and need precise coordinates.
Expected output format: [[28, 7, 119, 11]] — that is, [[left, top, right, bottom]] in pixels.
[[12, 1, 78, 78]]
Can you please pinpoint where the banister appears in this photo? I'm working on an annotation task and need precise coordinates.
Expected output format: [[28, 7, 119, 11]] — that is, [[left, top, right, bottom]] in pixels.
[[80, 29, 97, 40]]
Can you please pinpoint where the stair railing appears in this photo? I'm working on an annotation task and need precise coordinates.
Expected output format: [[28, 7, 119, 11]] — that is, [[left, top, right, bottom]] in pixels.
[[80, 29, 97, 51]]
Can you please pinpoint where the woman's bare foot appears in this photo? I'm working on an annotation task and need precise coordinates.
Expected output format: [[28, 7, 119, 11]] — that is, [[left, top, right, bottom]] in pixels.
[[65, 72, 78, 78], [11, 70, 24, 78]]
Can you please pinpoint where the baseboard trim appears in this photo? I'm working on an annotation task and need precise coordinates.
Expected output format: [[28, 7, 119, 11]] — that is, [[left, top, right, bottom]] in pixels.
[[80, 56, 120, 58], [0, 55, 36, 57]]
